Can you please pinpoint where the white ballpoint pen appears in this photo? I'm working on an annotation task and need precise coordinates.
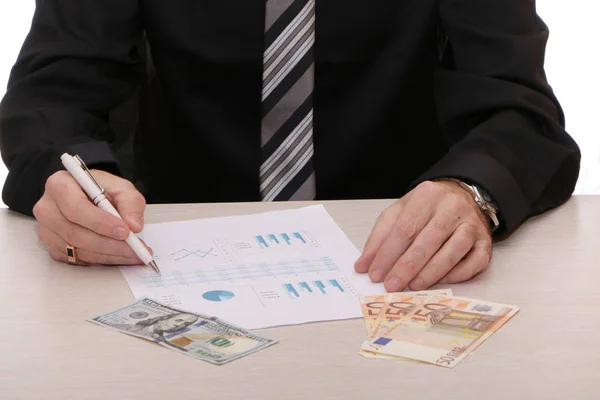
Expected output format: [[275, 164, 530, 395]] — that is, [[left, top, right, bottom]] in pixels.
[[60, 153, 161, 275]]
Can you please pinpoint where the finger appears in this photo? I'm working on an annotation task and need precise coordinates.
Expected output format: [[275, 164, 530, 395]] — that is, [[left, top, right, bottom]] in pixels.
[[35, 197, 131, 252], [38, 216, 147, 259], [366, 190, 436, 283], [44, 228, 142, 266], [103, 177, 146, 233], [49, 246, 142, 266], [71, 247, 144, 266], [45, 172, 131, 240], [438, 238, 493, 284], [354, 205, 401, 273], [382, 211, 458, 292], [48, 248, 90, 266], [407, 223, 477, 291], [40, 227, 89, 266]]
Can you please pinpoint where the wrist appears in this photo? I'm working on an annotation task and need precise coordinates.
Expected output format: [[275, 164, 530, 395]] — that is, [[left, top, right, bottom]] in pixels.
[[433, 178, 501, 233]]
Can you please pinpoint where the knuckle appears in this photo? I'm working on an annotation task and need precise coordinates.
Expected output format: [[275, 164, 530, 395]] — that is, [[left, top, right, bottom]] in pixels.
[[45, 171, 68, 192], [454, 272, 471, 283], [419, 180, 437, 192], [32, 200, 48, 222], [460, 222, 479, 240], [379, 205, 396, 221], [120, 177, 136, 189], [37, 226, 49, 244], [416, 180, 439, 196], [117, 178, 140, 195], [49, 249, 63, 262], [45, 173, 59, 191], [479, 241, 493, 263], [410, 245, 428, 266], [454, 234, 474, 253], [132, 191, 147, 207], [398, 257, 422, 277], [32, 201, 42, 220], [431, 218, 451, 235], [393, 219, 418, 241], [407, 260, 421, 276], [466, 264, 482, 281]]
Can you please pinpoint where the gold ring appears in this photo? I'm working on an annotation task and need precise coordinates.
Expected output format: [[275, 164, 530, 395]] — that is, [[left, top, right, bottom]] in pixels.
[[66, 244, 78, 264]]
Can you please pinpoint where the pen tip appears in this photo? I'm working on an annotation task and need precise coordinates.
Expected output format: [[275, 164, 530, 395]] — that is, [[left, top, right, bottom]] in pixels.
[[149, 260, 161, 275]]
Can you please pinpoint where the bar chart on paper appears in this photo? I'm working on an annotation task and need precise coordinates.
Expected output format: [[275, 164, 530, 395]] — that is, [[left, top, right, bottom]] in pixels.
[[256, 232, 310, 248], [283, 279, 346, 298]]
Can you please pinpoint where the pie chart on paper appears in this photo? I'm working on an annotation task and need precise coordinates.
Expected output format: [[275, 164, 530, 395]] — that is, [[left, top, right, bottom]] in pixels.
[[202, 290, 235, 302]]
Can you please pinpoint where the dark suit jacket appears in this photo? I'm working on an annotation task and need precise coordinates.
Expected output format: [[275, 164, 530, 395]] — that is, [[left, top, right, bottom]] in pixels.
[[0, 0, 581, 239]]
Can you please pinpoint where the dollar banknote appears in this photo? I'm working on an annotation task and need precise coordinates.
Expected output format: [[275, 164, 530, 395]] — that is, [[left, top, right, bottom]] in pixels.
[[361, 294, 519, 367], [88, 297, 278, 365], [359, 289, 452, 360]]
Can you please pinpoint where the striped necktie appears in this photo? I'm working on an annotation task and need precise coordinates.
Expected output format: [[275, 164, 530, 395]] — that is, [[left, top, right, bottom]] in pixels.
[[260, 0, 316, 201]]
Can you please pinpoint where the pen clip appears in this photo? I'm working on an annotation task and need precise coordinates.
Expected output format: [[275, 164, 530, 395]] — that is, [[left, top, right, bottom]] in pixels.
[[74, 154, 105, 194]]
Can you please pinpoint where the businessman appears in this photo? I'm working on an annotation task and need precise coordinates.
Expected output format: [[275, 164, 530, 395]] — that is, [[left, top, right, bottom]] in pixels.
[[0, 1, 580, 292]]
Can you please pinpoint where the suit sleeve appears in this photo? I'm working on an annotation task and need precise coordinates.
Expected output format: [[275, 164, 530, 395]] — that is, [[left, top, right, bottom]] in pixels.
[[413, 0, 581, 239], [0, 0, 142, 216]]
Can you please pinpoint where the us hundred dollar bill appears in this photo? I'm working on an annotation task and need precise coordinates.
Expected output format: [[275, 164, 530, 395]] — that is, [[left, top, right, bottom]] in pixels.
[[88, 297, 278, 365]]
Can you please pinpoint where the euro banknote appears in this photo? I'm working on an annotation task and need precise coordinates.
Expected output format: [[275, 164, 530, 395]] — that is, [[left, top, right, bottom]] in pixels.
[[359, 289, 452, 359], [361, 294, 519, 368]]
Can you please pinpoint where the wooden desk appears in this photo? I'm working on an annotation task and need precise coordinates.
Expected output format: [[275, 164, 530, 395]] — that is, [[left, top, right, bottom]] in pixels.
[[1, 197, 598, 399]]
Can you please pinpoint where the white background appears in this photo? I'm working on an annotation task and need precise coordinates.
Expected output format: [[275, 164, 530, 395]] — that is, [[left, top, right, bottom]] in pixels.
[[0, 1, 598, 208]]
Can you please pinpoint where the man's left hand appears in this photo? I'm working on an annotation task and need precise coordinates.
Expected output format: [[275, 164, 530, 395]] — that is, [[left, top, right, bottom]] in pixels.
[[354, 180, 493, 292]]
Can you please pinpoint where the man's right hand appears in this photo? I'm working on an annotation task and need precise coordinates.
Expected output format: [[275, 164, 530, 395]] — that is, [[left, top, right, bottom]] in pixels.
[[33, 169, 152, 266]]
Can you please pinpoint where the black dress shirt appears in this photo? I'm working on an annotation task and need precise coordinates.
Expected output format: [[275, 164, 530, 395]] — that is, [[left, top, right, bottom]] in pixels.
[[0, 0, 581, 239]]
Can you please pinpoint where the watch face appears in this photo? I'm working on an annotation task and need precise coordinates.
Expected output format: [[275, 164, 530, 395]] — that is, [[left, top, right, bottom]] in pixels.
[[480, 189, 493, 203]]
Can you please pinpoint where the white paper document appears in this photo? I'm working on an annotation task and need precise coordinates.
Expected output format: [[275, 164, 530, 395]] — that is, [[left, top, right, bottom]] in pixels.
[[120, 205, 386, 329]]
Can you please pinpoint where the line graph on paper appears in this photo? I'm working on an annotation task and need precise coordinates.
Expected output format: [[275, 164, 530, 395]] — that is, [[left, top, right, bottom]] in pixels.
[[171, 248, 218, 262]]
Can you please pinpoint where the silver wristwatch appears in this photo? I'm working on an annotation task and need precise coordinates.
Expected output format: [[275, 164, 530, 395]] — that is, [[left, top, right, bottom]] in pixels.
[[442, 178, 501, 232]]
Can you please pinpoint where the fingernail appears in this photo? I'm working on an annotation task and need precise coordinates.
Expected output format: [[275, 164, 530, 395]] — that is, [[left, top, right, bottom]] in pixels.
[[385, 277, 403, 292], [113, 226, 128, 240], [129, 214, 144, 228], [370, 269, 385, 283], [410, 278, 425, 290], [354, 259, 366, 272]]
